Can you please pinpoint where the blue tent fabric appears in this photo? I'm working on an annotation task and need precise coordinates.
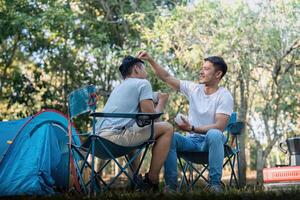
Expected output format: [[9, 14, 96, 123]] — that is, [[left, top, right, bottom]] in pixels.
[[0, 117, 30, 161], [0, 110, 80, 196]]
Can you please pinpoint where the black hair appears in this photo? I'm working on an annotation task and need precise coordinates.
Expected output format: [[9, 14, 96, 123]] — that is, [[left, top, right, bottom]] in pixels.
[[119, 65, 134, 79], [119, 56, 144, 79], [204, 56, 227, 78]]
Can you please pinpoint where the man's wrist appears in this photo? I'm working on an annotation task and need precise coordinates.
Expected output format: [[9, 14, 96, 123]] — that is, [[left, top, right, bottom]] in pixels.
[[148, 57, 155, 63]]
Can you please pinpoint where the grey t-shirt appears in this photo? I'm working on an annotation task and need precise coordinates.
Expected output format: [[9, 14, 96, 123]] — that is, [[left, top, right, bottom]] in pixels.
[[95, 78, 153, 132]]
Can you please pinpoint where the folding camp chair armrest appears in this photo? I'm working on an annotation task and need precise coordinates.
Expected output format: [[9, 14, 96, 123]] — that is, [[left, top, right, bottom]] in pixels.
[[90, 112, 163, 120], [227, 121, 244, 136], [90, 112, 163, 128], [225, 121, 244, 144]]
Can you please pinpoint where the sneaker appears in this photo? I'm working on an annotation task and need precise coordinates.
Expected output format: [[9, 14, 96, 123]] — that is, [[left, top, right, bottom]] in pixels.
[[131, 174, 144, 190], [163, 185, 177, 193], [204, 184, 223, 193], [136, 173, 159, 192]]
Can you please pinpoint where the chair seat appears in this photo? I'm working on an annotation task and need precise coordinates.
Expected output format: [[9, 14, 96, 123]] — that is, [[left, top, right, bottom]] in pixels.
[[177, 145, 238, 164], [81, 135, 149, 160], [178, 151, 209, 164]]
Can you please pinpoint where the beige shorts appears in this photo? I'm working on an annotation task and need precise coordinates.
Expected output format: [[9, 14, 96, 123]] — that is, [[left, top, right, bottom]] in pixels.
[[97, 123, 152, 147]]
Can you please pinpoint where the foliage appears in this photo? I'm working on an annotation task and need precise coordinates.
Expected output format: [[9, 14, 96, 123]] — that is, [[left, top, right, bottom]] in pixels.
[[0, 0, 186, 120]]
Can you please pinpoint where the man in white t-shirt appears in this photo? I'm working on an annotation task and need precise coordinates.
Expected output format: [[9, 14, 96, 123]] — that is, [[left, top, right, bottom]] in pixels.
[[137, 51, 233, 192]]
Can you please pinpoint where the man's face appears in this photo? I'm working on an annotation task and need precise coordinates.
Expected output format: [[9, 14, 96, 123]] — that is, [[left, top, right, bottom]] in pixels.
[[134, 63, 148, 79], [199, 61, 220, 84]]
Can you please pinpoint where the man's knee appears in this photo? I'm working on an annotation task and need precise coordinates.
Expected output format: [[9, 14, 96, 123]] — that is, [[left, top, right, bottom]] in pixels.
[[170, 132, 181, 148], [206, 129, 223, 143], [161, 121, 174, 136]]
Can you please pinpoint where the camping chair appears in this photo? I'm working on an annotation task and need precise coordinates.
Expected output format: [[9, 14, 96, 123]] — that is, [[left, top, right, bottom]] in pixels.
[[177, 112, 244, 191], [67, 85, 162, 194]]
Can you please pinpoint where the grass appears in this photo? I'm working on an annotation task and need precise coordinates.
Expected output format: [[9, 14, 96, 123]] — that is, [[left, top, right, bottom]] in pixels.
[[2, 188, 300, 200], [1, 177, 300, 199]]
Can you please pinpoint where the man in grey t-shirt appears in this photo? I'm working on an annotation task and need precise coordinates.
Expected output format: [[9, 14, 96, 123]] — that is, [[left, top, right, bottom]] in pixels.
[[96, 55, 174, 192]]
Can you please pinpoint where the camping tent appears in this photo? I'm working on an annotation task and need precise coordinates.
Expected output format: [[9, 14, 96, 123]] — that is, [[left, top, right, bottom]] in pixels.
[[0, 109, 81, 196]]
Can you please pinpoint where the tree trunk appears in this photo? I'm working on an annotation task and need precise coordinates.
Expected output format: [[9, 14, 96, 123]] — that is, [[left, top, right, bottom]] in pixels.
[[238, 70, 248, 187], [238, 128, 247, 187], [256, 149, 264, 187], [238, 103, 247, 187]]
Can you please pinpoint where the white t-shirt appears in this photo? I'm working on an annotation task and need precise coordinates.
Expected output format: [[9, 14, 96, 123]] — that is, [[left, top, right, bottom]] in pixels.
[[180, 80, 234, 136]]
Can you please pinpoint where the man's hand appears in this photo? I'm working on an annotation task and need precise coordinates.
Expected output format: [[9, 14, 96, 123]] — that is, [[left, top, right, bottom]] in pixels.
[[177, 116, 192, 132], [137, 50, 180, 91], [158, 92, 169, 104], [155, 92, 169, 113], [136, 51, 152, 62]]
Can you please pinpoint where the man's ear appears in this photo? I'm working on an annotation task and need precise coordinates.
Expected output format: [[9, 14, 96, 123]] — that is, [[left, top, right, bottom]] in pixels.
[[132, 65, 138, 74], [216, 71, 223, 79]]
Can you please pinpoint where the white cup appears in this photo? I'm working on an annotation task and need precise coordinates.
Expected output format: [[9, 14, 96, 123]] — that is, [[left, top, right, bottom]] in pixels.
[[175, 113, 187, 126]]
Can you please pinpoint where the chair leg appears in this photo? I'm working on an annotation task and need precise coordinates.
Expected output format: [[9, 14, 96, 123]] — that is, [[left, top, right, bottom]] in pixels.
[[124, 147, 147, 176], [125, 155, 135, 175], [236, 151, 241, 187], [189, 164, 194, 190], [89, 116, 98, 196], [80, 147, 91, 174], [96, 160, 110, 187], [232, 154, 240, 188], [178, 161, 185, 191], [125, 146, 150, 189], [227, 154, 239, 189], [85, 160, 111, 188], [71, 146, 106, 191], [191, 164, 209, 187], [70, 147, 88, 194], [104, 148, 145, 191], [229, 155, 235, 186], [178, 158, 191, 191], [135, 146, 149, 176]]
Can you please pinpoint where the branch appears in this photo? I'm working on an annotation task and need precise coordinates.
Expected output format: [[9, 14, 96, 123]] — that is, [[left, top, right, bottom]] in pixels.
[[282, 54, 298, 74], [282, 38, 300, 59], [264, 133, 282, 161], [272, 37, 300, 83], [246, 121, 259, 143]]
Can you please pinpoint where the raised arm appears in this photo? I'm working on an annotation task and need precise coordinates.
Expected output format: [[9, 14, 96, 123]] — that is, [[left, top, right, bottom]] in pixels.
[[137, 51, 180, 91]]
